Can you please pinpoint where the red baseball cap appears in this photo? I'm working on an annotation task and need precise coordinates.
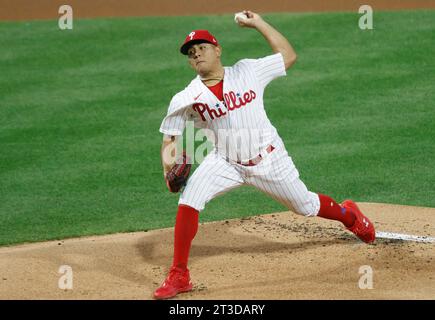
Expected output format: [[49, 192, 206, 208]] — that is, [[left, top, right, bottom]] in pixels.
[[180, 30, 219, 55]]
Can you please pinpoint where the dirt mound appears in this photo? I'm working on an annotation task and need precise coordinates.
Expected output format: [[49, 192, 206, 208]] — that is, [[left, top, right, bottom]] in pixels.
[[0, 202, 433, 299]]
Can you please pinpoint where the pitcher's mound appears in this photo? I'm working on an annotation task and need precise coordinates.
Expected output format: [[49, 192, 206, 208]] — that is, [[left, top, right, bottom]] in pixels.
[[0, 202, 433, 299]]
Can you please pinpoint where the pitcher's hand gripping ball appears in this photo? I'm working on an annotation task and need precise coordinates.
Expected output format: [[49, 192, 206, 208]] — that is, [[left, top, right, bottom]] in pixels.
[[165, 151, 191, 193], [234, 11, 248, 25]]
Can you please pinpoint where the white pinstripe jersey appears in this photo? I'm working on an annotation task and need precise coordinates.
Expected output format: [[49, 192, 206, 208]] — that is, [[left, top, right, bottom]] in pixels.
[[160, 52, 286, 162]]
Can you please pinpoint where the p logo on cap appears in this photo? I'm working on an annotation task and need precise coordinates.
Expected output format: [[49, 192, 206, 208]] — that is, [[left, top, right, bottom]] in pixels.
[[180, 30, 219, 55]]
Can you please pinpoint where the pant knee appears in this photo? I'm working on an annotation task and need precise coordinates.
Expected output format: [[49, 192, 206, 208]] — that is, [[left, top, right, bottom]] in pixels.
[[293, 205, 317, 217], [292, 193, 320, 217]]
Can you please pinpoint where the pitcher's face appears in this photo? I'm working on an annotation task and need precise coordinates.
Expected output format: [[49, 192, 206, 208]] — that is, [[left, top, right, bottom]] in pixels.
[[187, 43, 222, 75]]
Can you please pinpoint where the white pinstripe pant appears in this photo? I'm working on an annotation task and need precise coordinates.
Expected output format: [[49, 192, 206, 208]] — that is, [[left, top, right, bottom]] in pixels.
[[179, 137, 321, 216]]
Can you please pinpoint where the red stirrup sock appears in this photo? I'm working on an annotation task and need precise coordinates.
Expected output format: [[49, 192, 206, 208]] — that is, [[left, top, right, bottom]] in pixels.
[[317, 194, 356, 227], [172, 204, 199, 270]]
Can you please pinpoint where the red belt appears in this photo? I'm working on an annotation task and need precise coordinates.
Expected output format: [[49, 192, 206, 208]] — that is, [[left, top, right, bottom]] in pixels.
[[236, 145, 275, 166]]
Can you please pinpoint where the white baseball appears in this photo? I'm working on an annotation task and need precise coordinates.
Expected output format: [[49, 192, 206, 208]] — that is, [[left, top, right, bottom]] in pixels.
[[234, 12, 248, 24]]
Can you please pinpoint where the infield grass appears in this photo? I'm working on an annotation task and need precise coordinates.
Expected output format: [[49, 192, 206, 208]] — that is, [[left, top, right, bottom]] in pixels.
[[1, 10, 434, 245]]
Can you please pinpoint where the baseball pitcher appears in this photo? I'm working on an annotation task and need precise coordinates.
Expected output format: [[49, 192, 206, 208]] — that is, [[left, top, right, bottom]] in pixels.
[[155, 10, 375, 299]]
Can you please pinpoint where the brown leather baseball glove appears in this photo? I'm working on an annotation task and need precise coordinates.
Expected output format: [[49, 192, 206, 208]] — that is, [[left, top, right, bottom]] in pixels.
[[165, 151, 191, 193]]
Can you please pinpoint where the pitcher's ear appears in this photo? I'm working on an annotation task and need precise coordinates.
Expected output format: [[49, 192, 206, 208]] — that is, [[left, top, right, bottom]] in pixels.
[[216, 45, 222, 57]]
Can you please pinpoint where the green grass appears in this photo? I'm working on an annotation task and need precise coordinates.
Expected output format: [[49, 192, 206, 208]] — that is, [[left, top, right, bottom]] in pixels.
[[1, 10, 434, 246]]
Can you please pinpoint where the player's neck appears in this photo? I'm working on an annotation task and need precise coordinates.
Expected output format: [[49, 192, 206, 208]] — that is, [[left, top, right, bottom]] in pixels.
[[199, 65, 224, 87]]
